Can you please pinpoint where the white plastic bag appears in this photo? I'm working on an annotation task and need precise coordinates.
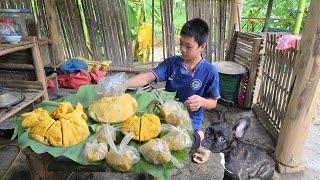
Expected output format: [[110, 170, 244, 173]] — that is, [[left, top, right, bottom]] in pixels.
[[96, 72, 128, 97]]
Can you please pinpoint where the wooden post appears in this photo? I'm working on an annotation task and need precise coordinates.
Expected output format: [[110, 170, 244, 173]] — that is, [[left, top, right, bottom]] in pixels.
[[226, 0, 243, 51], [24, 148, 54, 180], [275, 0, 320, 173], [44, 0, 65, 65], [32, 38, 49, 100]]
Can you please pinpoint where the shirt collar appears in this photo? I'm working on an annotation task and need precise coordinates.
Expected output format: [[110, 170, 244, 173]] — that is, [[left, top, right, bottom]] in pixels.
[[181, 58, 204, 77]]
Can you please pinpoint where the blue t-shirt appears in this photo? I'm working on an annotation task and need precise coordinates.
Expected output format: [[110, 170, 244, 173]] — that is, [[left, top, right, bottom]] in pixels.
[[151, 55, 220, 131]]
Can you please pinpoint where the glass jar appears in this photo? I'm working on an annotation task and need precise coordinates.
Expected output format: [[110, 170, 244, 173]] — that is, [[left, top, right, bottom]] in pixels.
[[0, 18, 14, 35]]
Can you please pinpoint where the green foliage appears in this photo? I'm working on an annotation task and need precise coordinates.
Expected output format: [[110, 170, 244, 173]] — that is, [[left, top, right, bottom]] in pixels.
[[242, 0, 310, 32], [126, 0, 186, 40]]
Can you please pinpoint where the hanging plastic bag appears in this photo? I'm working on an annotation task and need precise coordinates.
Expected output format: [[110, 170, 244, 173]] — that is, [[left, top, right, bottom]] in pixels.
[[96, 72, 128, 97], [161, 124, 192, 151], [104, 124, 140, 172], [138, 138, 183, 169], [82, 139, 108, 164]]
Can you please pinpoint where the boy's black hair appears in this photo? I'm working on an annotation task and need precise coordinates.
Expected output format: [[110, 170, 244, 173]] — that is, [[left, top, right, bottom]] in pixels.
[[180, 18, 209, 46]]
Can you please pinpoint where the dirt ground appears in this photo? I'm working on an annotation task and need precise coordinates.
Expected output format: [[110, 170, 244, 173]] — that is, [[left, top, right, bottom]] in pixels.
[[0, 84, 319, 180]]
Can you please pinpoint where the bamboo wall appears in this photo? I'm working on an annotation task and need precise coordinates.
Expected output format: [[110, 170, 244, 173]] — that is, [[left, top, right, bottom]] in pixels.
[[185, 0, 230, 62], [0, 0, 232, 66], [253, 33, 299, 139]]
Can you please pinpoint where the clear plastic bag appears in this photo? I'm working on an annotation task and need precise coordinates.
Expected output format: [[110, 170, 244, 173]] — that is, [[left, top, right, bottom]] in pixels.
[[161, 124, 192, 151], [138, 138, 183, 168], [96, 72, 128, 97], [104, 124, 140, 172], [82, 139, 108, 164], [160, 100, 192, 130], [96, 123, 117, 143]]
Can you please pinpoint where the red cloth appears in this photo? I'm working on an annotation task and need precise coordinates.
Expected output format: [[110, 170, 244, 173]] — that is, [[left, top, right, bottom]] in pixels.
[[58, 70, 92, 89], [90, 70, 106, 84], [276, 34, 301, 50], [47, 79, 55, 90]]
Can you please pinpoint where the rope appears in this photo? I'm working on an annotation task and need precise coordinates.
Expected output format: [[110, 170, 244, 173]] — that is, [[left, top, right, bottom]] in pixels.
[[0, 144, 21, 180]]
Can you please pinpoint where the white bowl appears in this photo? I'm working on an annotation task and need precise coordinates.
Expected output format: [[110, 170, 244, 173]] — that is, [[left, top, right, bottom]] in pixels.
[[3, 35, 22, 44]]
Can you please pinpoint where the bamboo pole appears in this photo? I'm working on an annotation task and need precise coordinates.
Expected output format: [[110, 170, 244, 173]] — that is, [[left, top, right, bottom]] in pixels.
[[275, 0, 320, 173], [292, 0, 307, 35], [226, 0, 243, 52], [43, 0, 65, 64]]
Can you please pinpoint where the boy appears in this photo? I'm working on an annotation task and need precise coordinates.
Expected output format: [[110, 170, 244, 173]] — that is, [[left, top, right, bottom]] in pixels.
[[128, 18, 220, 163]]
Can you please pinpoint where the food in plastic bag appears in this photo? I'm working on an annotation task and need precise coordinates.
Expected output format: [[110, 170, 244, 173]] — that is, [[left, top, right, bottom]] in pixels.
[[121, 113, 161, 142], [104, 124, 140, 172], [88, 93, 138, 123], [160, 100, 192, 130], [82, 140, 108, 164], [138, 139, 171, 165], [96, 124, 117, 143], [106, 145, 139, 172], [138, 138, 184, 168], [161, 124, 192, 151], [96, 72, 128, 97]]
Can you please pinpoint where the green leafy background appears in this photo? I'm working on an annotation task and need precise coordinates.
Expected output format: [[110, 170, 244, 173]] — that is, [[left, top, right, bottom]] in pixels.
[[12, 85, 191, 180]]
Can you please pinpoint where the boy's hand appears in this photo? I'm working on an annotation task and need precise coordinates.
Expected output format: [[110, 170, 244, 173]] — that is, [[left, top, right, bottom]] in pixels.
[[185, 95, 204, 112]]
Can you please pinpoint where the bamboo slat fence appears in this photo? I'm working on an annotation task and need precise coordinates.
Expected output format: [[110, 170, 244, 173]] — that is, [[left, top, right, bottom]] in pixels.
[[253, 33, 299, 140], [226, 31, 264, 109]]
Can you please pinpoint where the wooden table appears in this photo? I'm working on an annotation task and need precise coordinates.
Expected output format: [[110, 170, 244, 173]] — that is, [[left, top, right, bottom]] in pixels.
[[23, 148, 156, 180]]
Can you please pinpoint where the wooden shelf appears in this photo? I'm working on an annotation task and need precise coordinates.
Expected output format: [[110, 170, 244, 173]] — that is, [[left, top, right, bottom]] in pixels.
[[0, 42, 35, 56], [0, 88, 44, 123], [0, 38, 50, 123]]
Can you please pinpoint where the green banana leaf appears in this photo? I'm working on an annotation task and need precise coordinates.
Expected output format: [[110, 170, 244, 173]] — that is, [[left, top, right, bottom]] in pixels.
[[13, 85, 189, 180]]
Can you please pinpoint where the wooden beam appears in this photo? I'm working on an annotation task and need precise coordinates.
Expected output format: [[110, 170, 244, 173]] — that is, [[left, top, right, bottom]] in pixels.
[[0, 80, 43, 89], [0, 63, 34, 70], [109, 66, 150, 73], [0, 43, 34, 56], [43, 0, 65, 65], [275, 0, 320, 173]]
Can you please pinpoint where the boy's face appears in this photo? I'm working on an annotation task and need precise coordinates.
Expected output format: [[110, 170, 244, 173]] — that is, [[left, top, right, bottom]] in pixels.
[[179, 35, 206, 63]]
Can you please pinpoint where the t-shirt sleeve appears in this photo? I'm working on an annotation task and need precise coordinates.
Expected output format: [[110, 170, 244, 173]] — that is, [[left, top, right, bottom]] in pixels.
[[205, 65, 220, 99], [151, 57, 172, 81]]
